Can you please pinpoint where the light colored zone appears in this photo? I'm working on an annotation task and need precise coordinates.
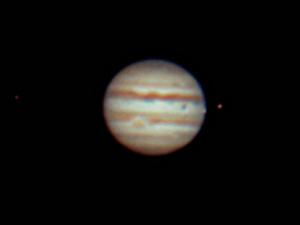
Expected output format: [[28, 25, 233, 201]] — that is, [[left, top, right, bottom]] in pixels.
[[105, 98, 206, 117], [103, 60, 207, 155]]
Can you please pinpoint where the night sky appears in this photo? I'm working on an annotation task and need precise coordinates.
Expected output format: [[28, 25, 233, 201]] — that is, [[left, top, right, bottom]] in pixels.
[[4, 10, 271, 214]]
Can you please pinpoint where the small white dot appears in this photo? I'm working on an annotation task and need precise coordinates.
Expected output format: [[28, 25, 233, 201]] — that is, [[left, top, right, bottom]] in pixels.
[[217, 103, 223, 109]]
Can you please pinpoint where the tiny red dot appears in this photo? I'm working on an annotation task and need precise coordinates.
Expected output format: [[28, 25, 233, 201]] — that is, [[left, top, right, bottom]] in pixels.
[[15, 95, 20, 100]]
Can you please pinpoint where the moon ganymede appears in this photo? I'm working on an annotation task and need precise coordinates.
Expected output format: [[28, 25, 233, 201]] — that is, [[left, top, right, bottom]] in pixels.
[[103, 59, 207, 156]]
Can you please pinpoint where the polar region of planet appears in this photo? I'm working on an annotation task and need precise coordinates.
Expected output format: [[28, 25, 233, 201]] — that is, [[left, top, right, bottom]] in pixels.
[[103, 59, 207, 156]]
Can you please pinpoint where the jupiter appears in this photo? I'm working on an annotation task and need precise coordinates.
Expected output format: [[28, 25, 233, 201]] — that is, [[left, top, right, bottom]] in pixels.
[[103, 59, 207, 156]]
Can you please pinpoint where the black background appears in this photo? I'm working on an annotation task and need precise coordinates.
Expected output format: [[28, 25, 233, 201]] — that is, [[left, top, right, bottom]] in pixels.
[[4, 5, 278, 218]]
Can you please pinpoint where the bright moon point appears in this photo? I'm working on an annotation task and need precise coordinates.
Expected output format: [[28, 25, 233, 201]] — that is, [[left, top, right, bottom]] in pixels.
[[217, 103, 223, 109], [103, 59, 207, 156]]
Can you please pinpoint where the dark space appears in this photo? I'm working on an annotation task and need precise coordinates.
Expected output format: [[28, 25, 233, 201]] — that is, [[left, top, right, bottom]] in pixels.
[[4, 9, 272, 217]]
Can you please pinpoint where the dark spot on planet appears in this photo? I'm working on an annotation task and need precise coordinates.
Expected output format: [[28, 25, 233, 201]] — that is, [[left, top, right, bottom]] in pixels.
[[181, 104, 187, 110]]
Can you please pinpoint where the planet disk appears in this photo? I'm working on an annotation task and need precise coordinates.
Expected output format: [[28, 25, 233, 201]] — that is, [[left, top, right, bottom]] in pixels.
[[103, 59, 206, 156]]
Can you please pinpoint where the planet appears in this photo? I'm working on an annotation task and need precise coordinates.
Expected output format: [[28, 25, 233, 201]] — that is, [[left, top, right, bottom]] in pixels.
[[103, 59, 207, 156]]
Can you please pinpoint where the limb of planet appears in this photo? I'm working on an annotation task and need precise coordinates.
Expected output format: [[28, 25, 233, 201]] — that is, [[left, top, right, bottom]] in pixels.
[[103, 59, 207, 156]]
